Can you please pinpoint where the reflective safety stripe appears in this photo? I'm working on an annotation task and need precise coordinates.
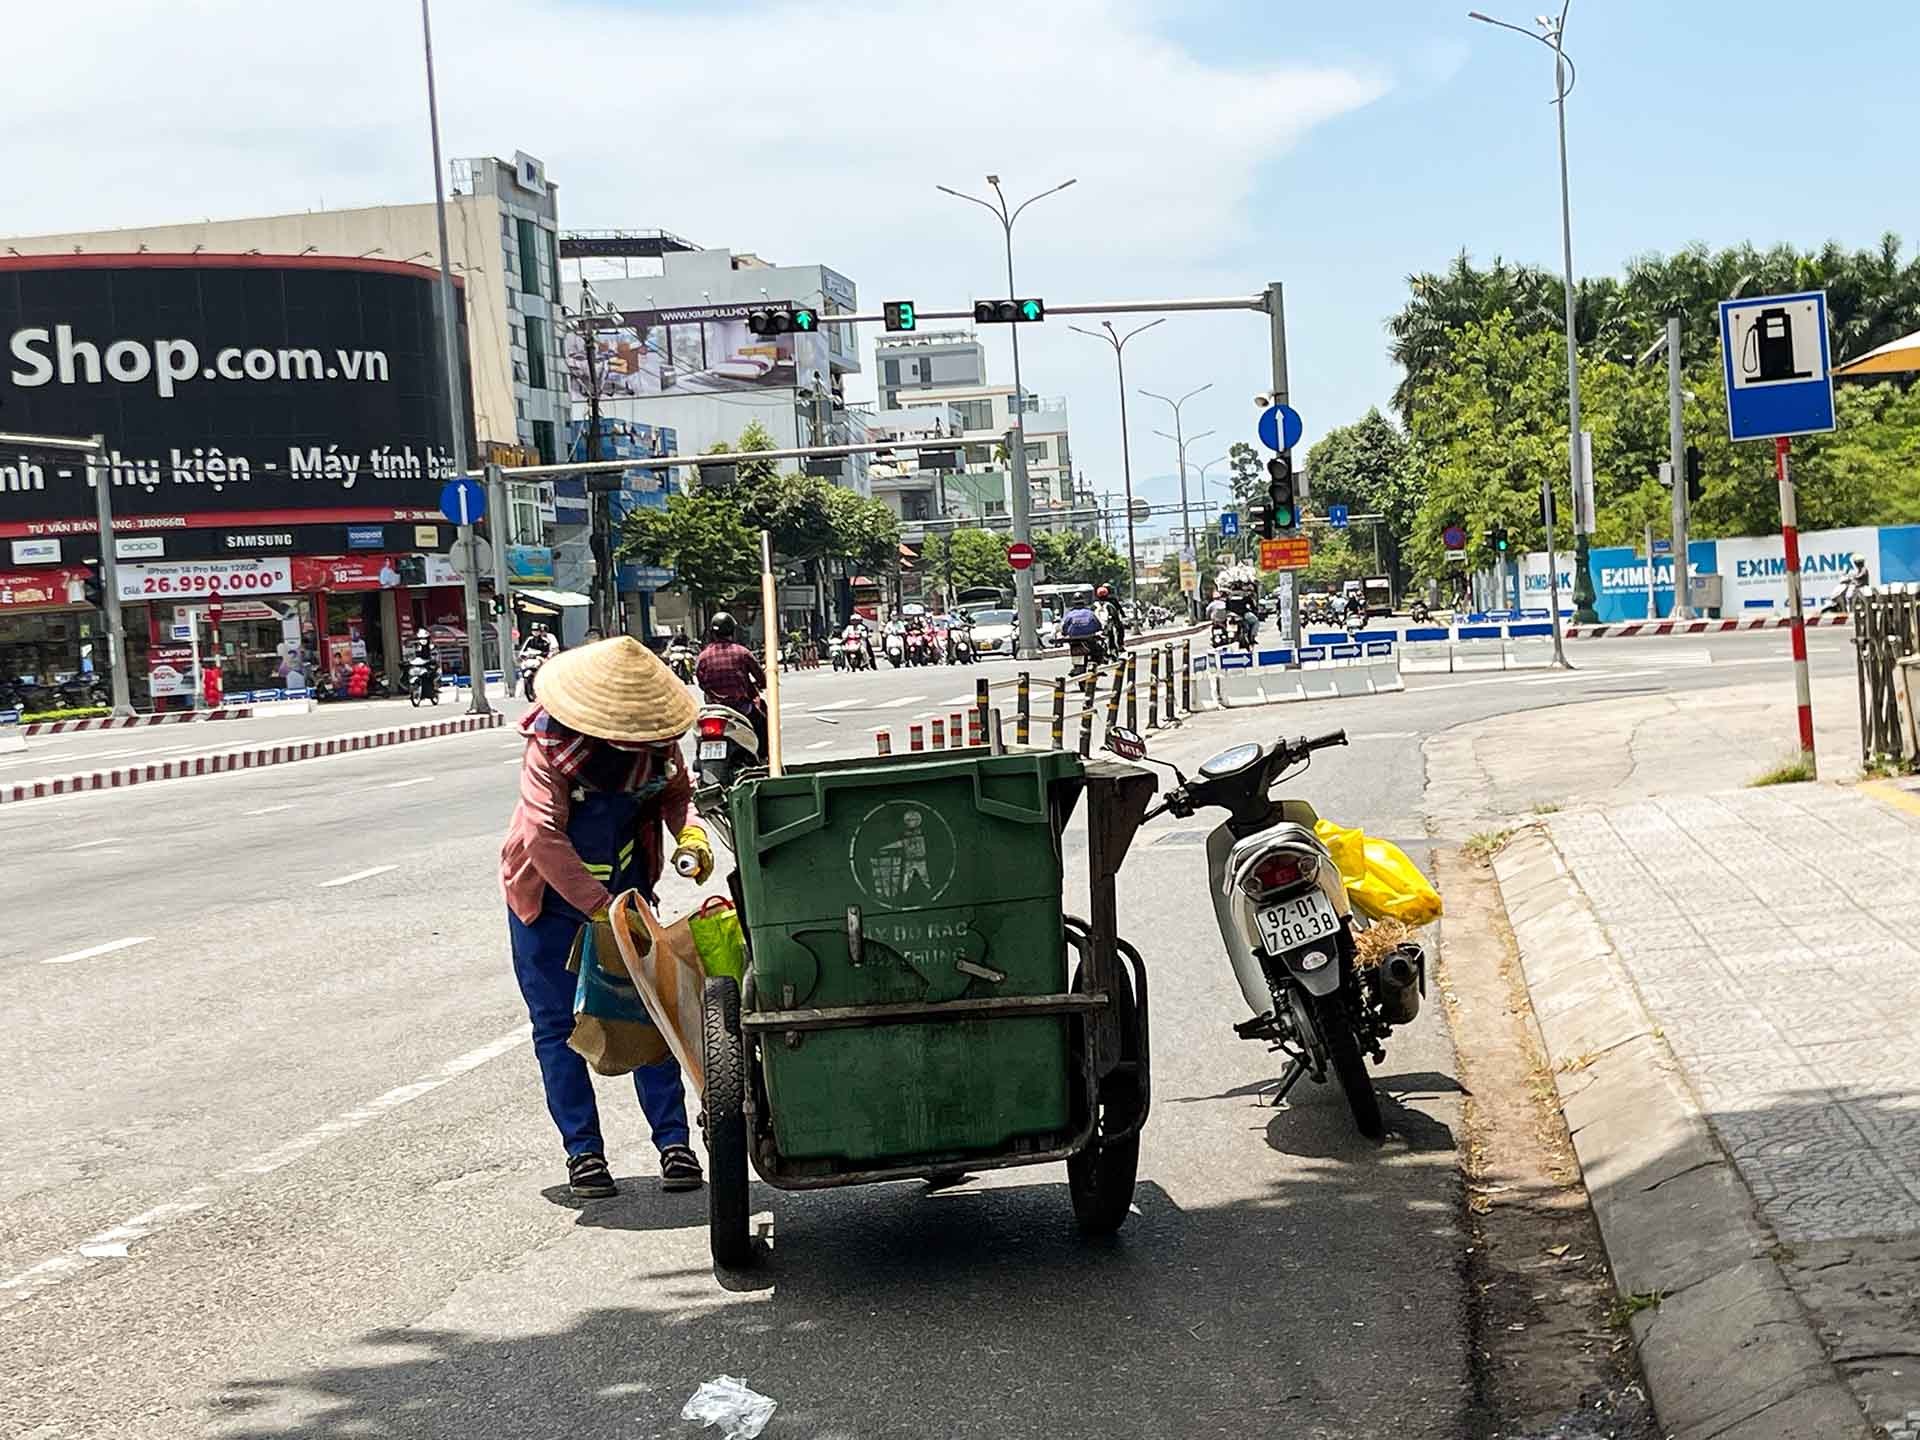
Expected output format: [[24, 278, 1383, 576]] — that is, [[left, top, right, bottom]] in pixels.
[[584, 862, 613, 879]]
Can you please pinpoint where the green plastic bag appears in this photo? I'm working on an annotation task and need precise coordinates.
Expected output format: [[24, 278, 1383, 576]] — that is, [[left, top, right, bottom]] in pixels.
[[687, 897, 747, 982]]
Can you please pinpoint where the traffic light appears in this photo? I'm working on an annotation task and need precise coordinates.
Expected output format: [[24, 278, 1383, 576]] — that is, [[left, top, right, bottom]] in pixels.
[[1266, 454, 1297, 531], [1685, 444, 1704, 504], [973, 299, 1045, 324], [882, 300, 917, 333], [81, 561, 103, 610], [1489, 526, 1511, 555], [746, 306, 818, 336], [1247, 500, 1274, 539]]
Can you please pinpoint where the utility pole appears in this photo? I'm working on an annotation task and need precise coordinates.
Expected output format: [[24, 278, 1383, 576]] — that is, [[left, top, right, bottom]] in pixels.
[[1071, 318, 1164, 609], [486, 462, 515, 693], [1142, 386, 1212, 619], [86, 436, 134, 717], [1668, 314, 1692, 619], [420, 0, 489, 715], [937, 175, 1077, 658]]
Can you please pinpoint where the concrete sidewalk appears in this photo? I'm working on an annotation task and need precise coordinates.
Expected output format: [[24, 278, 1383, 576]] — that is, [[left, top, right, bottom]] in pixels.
[[1494, 784, 1920, 1439]]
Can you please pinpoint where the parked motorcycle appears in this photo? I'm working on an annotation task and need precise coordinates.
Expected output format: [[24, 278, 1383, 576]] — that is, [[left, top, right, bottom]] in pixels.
[[54, 675, 110, 709], [690, 702, 763, 797], [1120, 725, 1423, 1140]]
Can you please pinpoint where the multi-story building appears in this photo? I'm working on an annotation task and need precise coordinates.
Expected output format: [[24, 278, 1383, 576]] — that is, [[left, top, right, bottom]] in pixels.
[[874, 330, 986, 410], [563, 245, 866, 496]]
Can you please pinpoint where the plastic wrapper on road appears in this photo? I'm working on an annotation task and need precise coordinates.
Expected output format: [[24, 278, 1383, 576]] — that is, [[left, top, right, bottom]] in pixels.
[[681, 1375, 777, 1439]]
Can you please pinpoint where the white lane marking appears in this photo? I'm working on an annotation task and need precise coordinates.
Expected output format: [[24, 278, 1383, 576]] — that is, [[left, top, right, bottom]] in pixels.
[[318, 864, 398, 888], [382, 776, 436, 790], [243, 804, 293, 817], [63, 836, 123, 850], [811, 698, 863, 712], [1517, 668, 1662, 686], [502, 757, 524, 765], [42, 935, 153, 966], [0, 1025, 530, 1309], [879, 694, 926, 708], [942, 694, 977, 705], [805, 740, 834, 751]]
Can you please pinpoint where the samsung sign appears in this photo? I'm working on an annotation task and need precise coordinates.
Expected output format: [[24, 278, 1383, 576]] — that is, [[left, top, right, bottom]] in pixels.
[[0, 254, 472, 539]]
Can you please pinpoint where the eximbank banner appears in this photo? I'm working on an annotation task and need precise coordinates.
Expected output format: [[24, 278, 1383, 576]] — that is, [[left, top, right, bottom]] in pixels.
[[1520, 524, 1920, 621]]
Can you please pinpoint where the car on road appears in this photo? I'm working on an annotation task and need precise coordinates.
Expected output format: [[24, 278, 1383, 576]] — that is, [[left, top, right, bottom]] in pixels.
[[964, 607, 1018, 658]]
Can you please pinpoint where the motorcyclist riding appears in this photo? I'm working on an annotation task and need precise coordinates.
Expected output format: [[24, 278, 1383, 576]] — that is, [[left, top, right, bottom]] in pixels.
[[663, 628, 698, 682], [840, 617, 875, 671], [407, 628, 439, 703], [1058, 599, 1106, 674], [519, 622, 560, 701], [1096, 584, 1127, 656], [694, 612, 769, 755]]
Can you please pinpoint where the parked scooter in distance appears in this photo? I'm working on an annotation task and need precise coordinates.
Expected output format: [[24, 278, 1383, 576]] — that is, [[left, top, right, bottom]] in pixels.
[[1113, 724, 1424, 1140]]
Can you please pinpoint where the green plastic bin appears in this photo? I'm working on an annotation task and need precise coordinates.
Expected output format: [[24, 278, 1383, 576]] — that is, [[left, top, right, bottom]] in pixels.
[[727, 749, 1085, 1166]]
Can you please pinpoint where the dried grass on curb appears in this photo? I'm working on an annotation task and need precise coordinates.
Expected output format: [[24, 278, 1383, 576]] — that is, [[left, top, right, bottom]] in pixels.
[[1353, 918, 1412, 970]]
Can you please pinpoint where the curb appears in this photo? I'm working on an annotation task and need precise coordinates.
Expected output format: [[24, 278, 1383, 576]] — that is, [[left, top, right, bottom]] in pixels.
[[0, 712, 506, 805], [1564, 613, 1851, 640], [1490, 830, 1871, 1440], [21, 706, 255, 736]]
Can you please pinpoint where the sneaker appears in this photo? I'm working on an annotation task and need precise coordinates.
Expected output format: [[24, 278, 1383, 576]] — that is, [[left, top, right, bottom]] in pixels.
[[566, 1151, 618, 1199], [659, 1144, 704, 1192]]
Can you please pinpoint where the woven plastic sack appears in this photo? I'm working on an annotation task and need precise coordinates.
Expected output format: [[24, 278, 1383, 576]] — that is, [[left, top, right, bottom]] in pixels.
[[687, 897, 746, 982], [1314, 819, 1444, 928]]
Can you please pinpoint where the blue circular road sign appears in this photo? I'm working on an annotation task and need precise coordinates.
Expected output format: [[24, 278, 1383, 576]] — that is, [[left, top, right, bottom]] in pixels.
[[1258, 403, 1304, 453], [439, 476, 486, 526]]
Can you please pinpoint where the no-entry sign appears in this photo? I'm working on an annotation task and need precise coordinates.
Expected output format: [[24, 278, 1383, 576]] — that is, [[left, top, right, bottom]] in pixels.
[[1007, 541, 1035, 571]]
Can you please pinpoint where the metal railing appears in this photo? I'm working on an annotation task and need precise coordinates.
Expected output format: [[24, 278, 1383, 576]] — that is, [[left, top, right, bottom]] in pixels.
[[1853, 585, 1920, 765], [871, 638, 1197, 760]]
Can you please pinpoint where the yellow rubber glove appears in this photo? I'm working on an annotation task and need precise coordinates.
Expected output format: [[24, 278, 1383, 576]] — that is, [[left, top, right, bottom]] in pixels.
[[671, 823, 715, 883]]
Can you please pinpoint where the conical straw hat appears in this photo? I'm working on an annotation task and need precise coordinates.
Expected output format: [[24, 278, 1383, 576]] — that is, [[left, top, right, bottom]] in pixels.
[[535, 636, 698, 743]]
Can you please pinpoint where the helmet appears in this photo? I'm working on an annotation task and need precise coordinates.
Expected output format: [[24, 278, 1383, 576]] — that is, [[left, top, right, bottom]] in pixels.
[[710, 612, 737, 641], [1095, 585, 1110, 600], [415, 629, 429, 641]]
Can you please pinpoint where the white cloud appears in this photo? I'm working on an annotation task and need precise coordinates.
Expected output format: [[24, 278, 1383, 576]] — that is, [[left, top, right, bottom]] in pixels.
[[7, 0, 1389, 499]]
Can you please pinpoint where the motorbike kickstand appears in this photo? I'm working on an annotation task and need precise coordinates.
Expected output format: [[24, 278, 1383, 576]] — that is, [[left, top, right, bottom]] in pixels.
[[1268, 1058, 1308, 1108]]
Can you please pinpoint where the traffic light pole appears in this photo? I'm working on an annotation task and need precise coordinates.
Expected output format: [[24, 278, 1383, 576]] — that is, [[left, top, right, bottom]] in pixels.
[[1263, 282, 1304, 666], [1668, 315, 1692, 619], [486, 463, 516, 692]]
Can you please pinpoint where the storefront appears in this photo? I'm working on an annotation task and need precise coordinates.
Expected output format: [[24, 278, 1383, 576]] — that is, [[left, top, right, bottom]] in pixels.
[[0, 252, 472, 710]]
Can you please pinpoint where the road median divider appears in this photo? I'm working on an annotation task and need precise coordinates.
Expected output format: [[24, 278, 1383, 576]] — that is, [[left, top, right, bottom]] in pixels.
[[0, 711, 506, 805]]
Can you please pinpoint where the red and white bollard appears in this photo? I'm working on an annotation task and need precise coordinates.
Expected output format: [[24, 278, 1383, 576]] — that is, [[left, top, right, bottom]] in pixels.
[[949, 712, 964, 748], [967, 711, 983, 747], [874, 730, 892, 756], [908, 724, 925, 753], [930, 718, 946, 748]]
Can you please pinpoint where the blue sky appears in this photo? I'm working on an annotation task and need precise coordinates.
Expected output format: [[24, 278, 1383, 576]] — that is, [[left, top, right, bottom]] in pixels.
[[12, 1, 1918, 537]]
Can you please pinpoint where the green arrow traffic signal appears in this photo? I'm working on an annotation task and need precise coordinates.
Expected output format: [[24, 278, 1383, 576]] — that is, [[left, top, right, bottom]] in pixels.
[[1020, 299, 1042, 321], [793, 308, 817, 332]]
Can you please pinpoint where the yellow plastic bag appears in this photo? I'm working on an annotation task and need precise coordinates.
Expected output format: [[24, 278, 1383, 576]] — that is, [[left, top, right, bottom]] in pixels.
[[1314, 819, 1444, 928]]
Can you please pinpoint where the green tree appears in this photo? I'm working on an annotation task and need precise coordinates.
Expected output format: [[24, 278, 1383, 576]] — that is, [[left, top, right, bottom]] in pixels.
[[919, 529, 1013, 598], [1227, 440, 1263, 507], [1298, 531, 1373, 588], [1033, 531, 1130, 591], [616, 493, 757, 621], [1303, 409, 1424, 584]]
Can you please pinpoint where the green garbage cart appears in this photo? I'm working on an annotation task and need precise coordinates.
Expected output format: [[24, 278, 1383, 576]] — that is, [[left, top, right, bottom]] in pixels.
[[695, 747, 1154, 1269]]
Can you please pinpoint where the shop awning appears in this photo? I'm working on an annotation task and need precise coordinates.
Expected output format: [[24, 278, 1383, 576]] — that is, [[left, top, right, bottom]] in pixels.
[[514, 588, 592, 614], [1833, 328, 1920, 378]]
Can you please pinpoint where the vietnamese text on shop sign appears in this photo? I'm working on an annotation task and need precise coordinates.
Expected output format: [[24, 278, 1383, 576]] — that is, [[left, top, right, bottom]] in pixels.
[[1, 443, 458, 496], [8, 325, 390, 399]]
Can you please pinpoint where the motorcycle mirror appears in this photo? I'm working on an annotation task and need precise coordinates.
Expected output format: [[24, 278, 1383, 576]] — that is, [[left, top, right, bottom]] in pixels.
[[1103, 727, 1149, 761]]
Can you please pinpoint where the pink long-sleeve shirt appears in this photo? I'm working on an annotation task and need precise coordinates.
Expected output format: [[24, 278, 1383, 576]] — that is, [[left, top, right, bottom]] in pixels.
[[499, 734, 692, 924]]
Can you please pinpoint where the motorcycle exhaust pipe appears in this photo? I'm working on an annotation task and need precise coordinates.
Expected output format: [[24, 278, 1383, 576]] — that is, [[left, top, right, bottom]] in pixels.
[[1374, 946, 1423, 1026]]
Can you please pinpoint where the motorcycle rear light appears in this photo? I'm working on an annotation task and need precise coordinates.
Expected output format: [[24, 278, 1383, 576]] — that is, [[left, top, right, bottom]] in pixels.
[[1247, 853, 1312, 894], [698, 716, 727, 739]]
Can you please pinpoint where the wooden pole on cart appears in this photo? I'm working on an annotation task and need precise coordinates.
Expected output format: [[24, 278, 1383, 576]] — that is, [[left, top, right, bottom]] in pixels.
[[759, 531, 784, 776]]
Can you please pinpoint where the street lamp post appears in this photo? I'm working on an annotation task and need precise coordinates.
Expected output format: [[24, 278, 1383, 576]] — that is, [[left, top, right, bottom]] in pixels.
[[1470, 1, 1581, 657], [937, 175, 1077, 658], [1195, 453, 1232, 559], [1070, 318, 1165, 606], [1141, 384, 1212, 617], [419, 0, 490, 713]]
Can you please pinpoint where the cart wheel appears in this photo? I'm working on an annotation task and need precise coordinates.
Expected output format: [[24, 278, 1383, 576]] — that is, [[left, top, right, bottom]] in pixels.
[[700, 975, 755, 1270], [1068, 970, 1143, 1237]]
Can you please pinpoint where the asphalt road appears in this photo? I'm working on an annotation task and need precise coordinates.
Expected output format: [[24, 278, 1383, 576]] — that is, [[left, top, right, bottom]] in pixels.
[[0, 625, 1856, 1438]]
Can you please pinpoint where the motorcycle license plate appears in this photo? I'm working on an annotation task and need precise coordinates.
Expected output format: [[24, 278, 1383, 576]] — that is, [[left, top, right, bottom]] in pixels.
[[698, 741, 728, 761], [1256, 890, 1340, 952]]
